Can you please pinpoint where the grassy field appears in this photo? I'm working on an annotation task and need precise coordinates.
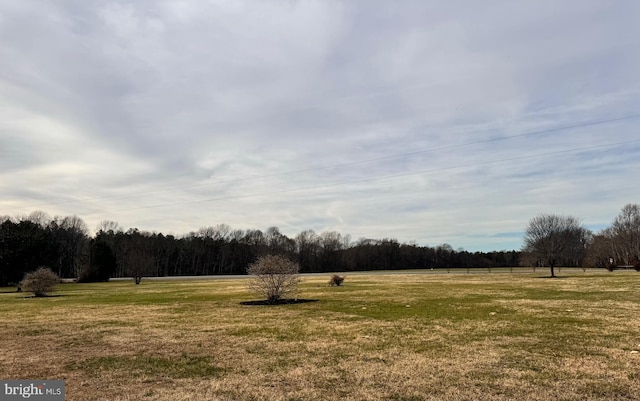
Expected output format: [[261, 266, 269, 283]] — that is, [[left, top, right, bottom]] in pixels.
[[1, 271, 639, 401]]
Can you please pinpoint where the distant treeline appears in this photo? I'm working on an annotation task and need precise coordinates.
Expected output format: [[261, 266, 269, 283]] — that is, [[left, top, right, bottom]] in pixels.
[[0, 213, 520, 286]]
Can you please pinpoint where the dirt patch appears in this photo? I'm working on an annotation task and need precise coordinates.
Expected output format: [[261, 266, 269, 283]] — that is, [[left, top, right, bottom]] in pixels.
[[240, 298, 319, 306]]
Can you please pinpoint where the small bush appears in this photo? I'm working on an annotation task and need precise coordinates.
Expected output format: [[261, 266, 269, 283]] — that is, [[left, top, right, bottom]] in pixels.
[[247, 255, 300, 303], [328, 275, 345, 286], [20, 267, 60, 297]]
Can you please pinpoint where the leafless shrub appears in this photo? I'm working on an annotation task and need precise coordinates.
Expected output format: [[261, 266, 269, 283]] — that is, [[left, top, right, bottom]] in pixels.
[[246, 255, 300, 303], [328, 275, 345, 286], [20, 267, 60, 297]]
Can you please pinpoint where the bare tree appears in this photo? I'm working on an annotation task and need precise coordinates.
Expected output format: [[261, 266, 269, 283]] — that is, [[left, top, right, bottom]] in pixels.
[[26, 210, 51, 227], [523, 214, 590, 277], [610, 204, 640, 266], [264, 226, 296, 255], [586, 232, 616, 270], [242, 229, 266, 247], [96, 220, 123, 235], [198, 224, 232, 241], [247, 255, 300, 303]]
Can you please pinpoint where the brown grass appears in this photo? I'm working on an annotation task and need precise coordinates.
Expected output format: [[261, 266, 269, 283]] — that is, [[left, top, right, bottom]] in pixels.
[[1, 271, 639, 400]]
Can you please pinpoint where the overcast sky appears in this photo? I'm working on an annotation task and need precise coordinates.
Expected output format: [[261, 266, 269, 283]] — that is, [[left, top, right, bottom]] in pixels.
[[1, 1, 639, 251]]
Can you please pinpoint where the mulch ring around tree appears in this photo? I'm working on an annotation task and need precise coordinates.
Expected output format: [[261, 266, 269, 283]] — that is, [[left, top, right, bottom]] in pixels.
[[240, 299, 319, 306]]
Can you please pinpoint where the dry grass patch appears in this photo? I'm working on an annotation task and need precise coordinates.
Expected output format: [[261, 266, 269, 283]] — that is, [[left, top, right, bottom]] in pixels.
[[1, 272, 639, 400]]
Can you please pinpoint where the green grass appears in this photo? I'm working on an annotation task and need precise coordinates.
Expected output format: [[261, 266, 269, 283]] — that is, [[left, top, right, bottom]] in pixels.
[[1, 271, 639, 401]]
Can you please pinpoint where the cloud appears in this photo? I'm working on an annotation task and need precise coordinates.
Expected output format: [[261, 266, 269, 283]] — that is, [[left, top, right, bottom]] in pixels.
[[1, 0, 639, 250]]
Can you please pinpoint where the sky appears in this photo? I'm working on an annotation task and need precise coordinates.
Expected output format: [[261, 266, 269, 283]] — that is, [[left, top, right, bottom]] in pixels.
[[1, 1, 639, 252]]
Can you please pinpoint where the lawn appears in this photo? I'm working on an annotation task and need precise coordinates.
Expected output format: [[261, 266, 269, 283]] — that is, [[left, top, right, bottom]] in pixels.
[[1, 271, 639, 401]]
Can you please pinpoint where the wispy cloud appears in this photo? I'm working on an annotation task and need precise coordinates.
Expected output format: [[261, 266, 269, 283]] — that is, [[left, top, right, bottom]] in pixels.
[[1, 1, 639, 251]]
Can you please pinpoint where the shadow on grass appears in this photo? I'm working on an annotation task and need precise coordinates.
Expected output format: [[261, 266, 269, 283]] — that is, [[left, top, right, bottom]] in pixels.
[[240, 299, 319, 306], [535, 276, 570, 279], [21, 294, 65, 298]]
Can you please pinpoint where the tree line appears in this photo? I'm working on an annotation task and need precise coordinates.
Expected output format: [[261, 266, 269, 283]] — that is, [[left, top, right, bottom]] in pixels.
[[1, 211, 518, 286], [522, 204, 640, 277], [1, 204, 637, 286]]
